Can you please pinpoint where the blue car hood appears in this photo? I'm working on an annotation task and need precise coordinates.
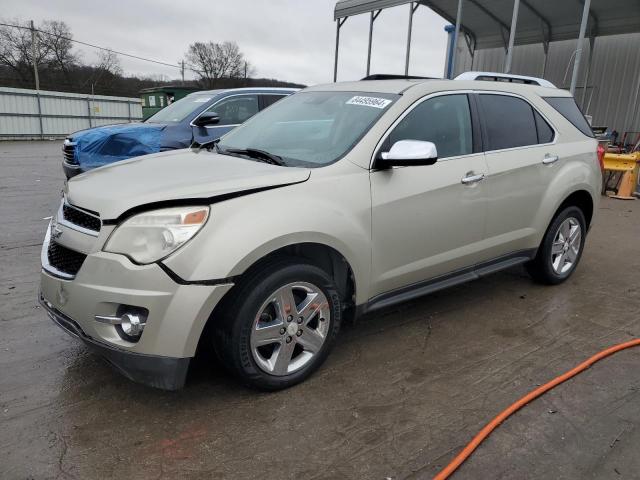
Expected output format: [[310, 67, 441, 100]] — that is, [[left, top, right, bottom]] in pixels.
[[70, 123, 168, 170]]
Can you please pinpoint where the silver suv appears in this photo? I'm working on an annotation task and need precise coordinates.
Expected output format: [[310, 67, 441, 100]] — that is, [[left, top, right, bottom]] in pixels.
[[40, 77, 601, 390]]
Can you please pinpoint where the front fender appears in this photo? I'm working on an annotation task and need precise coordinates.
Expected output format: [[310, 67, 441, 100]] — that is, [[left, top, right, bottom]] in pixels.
[[162, 166, 373, 304]]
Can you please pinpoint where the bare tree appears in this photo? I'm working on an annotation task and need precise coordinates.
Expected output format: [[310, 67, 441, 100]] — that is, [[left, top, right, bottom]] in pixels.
[[185, 41, 248, 88], [0, 18, 51, 82], [85, 50, 123, 94], [41, 20, 78, 78], [96, 50, 122, 76]]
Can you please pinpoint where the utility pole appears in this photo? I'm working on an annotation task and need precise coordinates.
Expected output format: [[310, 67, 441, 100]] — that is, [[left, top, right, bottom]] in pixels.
[[180, 60, 185, 84], [244, 61, 248, 86], [30, 20, 40, 90]]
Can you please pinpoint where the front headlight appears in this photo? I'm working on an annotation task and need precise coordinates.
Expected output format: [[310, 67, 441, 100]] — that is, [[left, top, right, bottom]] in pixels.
[[104, 206, 209, 264]]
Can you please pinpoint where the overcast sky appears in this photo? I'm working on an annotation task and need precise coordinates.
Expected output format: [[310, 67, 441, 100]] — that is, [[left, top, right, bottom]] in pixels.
[[9, 0, 449, 86]]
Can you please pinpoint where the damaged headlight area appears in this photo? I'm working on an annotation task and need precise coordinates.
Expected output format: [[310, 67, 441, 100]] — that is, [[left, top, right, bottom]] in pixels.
[[104, 206, 209, 264]]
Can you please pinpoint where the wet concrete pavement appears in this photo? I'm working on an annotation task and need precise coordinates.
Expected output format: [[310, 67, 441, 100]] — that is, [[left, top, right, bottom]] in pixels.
[[1, 141, 639, 479]]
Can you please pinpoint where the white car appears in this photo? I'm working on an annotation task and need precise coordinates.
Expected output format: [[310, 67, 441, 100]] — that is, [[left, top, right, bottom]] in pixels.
[[40, 74, 602, 390]]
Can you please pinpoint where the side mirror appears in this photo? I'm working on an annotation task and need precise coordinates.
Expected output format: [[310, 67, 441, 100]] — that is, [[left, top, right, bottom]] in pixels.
[[193, 111, 220, 127], [377, 140, 438, 168]]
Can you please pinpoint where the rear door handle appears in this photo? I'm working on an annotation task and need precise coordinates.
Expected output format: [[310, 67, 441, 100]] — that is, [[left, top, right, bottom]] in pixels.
[[461, 172, 485, 184], [542, 154, 559, 164]]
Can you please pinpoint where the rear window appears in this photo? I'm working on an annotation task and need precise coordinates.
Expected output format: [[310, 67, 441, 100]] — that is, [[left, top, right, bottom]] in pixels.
[[543, 97, 594, 137]]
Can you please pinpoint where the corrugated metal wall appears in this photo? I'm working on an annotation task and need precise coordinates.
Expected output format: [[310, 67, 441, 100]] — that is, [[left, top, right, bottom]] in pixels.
[[0, 87, 143, 140], [454, 32, 640, 134]]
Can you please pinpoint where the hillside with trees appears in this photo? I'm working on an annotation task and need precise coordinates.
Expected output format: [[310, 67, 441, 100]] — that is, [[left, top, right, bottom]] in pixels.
[[0, 18, 304, 97]]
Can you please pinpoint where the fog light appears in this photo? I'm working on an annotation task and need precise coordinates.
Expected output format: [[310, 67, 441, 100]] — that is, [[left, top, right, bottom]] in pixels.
[[121, 313, 144, 336]]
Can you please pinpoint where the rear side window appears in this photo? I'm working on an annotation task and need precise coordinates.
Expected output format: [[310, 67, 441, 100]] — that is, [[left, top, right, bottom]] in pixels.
[[479, 94, 537, 150], [534, 111, 554, 143], [543, 97, 594, 137], [261, 94, 287, 109]]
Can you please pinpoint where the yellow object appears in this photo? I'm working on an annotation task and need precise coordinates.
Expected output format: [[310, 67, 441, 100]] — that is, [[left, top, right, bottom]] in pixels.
[[603, 152, 640, 200]]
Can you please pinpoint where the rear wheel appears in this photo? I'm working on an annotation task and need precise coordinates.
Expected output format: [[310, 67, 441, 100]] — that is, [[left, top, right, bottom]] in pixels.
[[213, 258, 342, 390], [526, 206, 586, 285]]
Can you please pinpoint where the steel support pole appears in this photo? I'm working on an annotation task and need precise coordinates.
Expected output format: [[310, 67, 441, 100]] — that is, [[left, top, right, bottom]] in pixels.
[[580, 37, 595, 109], [444, 25, 455, 78], [504, 0, 520, 73], [366, 11, 381, 76], [541, 42, 549, 77], [333, 18, 346, 82], [570, 0, 591, 96], [405, 3, 417, 75], [450, 0, 464, 79]]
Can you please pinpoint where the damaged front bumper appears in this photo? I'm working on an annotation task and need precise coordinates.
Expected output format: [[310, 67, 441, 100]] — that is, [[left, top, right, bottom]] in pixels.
[[40, 293, 190, 390]]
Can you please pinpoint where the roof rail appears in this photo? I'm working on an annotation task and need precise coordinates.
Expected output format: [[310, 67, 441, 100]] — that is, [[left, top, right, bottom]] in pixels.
[[361, 74, 437, 81], [454, 71, 556, 88]]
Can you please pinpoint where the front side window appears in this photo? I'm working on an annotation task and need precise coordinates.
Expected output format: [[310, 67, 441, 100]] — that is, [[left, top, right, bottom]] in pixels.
[[207, 95, 259, 126], [218, 91, 398, 167], [387, 94, 473, 159], [479, 94, 538, 150]]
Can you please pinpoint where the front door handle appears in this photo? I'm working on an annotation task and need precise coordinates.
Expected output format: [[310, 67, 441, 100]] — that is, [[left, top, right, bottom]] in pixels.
[[461, 172, 485, 184], [542, 154, 559, 164]]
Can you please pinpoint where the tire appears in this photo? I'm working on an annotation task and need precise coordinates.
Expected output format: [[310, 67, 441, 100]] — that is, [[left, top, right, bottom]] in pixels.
[[213, 257, 342, 391], [526, 206, 587, 285]]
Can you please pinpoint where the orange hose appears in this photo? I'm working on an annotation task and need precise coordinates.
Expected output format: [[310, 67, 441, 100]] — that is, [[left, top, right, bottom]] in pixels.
[[433, 338, 640, 480]]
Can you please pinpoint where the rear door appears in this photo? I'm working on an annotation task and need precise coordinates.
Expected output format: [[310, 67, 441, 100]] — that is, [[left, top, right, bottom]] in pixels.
[[370, 93, 489, 297], [478, 93, 558, 257]]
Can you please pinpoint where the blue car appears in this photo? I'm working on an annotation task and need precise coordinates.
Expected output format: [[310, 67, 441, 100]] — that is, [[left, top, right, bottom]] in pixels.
[[62, 87, 297, 178]]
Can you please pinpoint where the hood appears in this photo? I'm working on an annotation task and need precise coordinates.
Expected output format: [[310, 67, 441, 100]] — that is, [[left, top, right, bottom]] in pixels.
[[65, 149, 311, 220], [70, 123, 168, 170], [69, 122, 168, 139]]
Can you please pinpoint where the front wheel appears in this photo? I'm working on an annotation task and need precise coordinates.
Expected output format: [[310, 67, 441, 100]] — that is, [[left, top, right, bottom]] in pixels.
[[213, 258, 342, 390], [526, 206, 586, 285]]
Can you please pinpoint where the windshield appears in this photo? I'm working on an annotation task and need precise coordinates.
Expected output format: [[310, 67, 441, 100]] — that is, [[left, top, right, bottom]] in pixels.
[[146, 94, 214, 123], [217, 91, 398, 167]]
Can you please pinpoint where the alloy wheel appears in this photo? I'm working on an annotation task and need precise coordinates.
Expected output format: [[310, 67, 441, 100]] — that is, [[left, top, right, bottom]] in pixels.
[[551, 217, 582, 274], [250, 282, 331, 376]]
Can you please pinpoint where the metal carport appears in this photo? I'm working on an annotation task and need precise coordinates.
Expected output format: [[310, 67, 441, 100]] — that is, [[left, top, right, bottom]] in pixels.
[[333, 0, 640, 96]]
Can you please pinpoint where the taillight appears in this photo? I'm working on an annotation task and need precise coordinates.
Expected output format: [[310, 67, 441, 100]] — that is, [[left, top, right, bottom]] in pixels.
[[596, 144, 605, 172]]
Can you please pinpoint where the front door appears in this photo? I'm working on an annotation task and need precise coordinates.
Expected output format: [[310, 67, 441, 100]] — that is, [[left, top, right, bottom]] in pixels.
[[370, 93, 488, 298], [192, 94, 259, 144]]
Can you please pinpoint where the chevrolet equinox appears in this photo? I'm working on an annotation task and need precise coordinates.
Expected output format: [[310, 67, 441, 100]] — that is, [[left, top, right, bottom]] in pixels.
[[40, 76, 602, 390]]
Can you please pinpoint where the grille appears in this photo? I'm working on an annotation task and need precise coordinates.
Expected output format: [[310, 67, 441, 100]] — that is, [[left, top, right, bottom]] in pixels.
[[47, 241, 87, 277], [62, 140, 78, 166], [62, 204, 101, 232]]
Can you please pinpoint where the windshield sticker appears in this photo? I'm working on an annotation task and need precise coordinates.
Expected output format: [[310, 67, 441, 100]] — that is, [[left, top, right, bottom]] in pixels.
[[193, 97, 212, 103], [346, 96, 392, 109]]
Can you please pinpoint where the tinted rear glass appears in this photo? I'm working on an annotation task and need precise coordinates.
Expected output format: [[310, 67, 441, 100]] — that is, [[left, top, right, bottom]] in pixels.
[[543, 97, 594, 137], [479, 94, 537, 150]]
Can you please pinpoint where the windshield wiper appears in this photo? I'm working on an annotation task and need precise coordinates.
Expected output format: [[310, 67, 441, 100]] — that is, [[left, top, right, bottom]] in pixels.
[[223, 147, 285, 166]]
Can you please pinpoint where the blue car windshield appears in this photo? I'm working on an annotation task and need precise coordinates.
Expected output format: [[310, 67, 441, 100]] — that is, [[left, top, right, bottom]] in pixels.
[[218, 91, 398, 167], [146, 94, 215, 123]]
